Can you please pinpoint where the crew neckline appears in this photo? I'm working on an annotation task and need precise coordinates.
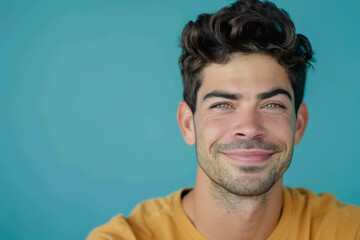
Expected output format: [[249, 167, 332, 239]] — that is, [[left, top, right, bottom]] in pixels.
[[172, 187, 293, 240]]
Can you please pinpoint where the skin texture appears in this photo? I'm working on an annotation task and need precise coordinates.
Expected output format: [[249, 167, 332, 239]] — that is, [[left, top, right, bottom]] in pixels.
[[177, 53, 308, 240]]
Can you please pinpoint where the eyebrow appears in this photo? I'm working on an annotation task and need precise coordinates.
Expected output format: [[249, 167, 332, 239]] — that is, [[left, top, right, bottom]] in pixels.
[[256, 88, 293, 102], [202, 91, 242, 102], [202, 88, 293, 102]]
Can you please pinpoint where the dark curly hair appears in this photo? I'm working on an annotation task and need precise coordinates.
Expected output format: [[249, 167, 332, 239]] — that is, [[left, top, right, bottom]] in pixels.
[[179, 0, 314, 113]]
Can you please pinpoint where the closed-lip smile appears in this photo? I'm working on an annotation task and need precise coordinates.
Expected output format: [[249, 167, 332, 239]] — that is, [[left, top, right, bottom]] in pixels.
[[221, 150, 275, 164]]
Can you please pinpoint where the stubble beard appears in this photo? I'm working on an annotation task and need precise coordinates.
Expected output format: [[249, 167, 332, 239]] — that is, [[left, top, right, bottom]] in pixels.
[[196, 137, 293, 197]]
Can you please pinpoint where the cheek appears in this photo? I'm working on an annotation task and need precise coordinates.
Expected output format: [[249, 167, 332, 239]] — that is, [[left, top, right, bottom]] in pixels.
[[263, 115, 296, 144], [197, 116, 234, 147]]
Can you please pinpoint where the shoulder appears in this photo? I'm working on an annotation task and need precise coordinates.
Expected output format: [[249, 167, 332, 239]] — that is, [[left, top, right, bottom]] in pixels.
[[286, 187, 360, 217], [86, 189, 188, 240], [87, 214, 137, 240], [284, 187, 360, 238]]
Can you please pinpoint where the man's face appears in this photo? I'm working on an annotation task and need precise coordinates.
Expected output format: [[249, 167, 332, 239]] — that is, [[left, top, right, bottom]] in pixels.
[[191, 53, 304, 196]]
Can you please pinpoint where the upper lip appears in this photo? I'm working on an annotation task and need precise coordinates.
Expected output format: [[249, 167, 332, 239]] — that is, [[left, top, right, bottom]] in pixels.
[[220, 150, 275, 156]]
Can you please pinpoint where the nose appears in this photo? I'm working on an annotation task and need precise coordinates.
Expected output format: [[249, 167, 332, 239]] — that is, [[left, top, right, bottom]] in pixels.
[[231, 107, 265, 140]]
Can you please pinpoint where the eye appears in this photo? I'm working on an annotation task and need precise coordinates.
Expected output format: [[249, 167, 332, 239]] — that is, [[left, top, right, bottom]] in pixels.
[[264, 103, 284, 108], [211, 102, 233, 110]]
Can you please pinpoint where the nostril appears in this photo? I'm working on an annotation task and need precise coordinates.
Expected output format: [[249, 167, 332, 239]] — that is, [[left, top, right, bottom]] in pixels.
[[235, 133, 246, 137], [233, 124, 265, 140]]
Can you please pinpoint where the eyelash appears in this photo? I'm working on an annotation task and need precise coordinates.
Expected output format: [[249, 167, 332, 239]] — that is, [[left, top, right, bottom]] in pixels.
[[209, 101, 286, 113], [211, 102, 233, 109], [210, 102, 285, 111], [263, 103, 285, 109]]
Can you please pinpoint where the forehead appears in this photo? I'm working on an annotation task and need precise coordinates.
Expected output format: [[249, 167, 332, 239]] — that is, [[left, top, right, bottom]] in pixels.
[[198, 53, 293, 98]]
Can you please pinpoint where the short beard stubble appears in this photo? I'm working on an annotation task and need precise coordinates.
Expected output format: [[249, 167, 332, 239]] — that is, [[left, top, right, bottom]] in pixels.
[[196, 137, 294, 198]]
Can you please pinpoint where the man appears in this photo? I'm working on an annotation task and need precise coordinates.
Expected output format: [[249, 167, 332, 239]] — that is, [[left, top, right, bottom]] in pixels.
[[88, 0, 360, 239]]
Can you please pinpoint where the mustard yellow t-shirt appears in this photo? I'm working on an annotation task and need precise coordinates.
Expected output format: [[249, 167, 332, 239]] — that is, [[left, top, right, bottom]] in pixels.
[[87, 187, 360, 240]]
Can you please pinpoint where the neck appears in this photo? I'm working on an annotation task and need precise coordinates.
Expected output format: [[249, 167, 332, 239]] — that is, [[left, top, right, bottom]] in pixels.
[[182, 167, 284, 240]]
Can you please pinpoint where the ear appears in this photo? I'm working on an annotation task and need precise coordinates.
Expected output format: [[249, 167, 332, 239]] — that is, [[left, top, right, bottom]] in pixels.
[[294, 102, 309, 145], [177, 101, 195, 146]]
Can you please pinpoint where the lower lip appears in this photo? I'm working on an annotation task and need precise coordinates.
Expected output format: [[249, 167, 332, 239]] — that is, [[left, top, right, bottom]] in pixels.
[[222, 152, 273, 164]]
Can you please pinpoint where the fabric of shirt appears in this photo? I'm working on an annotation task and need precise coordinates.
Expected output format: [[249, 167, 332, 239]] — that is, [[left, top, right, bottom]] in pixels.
[[87, 187, 360, 240]]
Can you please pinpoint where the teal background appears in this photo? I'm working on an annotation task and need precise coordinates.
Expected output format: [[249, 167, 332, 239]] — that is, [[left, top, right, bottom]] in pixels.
[[1, 0, 359, 239]]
